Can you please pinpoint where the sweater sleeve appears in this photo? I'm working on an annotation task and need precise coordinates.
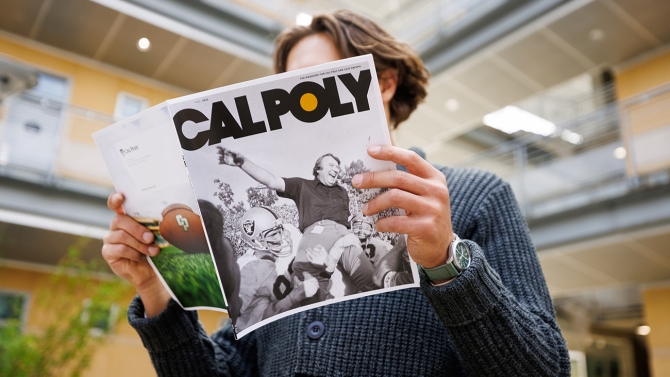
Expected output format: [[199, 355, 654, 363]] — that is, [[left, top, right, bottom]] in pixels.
[[127, 296, 257, 377], [419, 181, 571, 376]]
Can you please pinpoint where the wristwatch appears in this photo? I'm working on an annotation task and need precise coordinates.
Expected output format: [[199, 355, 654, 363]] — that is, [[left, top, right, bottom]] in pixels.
[[417, 233, 471, 282]]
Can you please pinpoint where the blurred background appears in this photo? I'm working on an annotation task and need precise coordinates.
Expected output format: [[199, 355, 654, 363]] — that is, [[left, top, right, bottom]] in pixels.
[[0, 0, 669, 375]]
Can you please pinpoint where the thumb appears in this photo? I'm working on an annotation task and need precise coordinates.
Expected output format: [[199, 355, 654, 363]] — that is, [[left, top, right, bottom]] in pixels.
[[107, 192, 125, 215]]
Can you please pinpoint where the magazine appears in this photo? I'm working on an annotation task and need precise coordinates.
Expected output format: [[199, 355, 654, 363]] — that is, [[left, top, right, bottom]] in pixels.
[[93, 55, 420, 338]]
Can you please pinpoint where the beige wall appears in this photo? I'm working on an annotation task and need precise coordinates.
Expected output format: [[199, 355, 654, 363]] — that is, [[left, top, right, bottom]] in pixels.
[[617, 51, 670, 100], [0, 265, 229, 377], [643, 285, 670, 377], [615, 50, 670, 176], [0, 36, 179, 111], [0, 35, 184, 186]]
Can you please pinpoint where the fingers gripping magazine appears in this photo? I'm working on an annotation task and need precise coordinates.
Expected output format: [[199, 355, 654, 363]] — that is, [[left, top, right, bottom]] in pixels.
[[93, 55, 420, 338]]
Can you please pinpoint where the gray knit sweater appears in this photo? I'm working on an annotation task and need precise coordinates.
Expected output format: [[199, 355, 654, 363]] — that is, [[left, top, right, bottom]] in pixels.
[[128, 165, 571, 376]]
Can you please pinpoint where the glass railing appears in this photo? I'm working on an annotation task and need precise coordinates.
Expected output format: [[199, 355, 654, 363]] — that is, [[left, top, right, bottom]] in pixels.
[[0, 92, 116, 197], [2, 81, 669, 211], [453, 82, 670, 219]]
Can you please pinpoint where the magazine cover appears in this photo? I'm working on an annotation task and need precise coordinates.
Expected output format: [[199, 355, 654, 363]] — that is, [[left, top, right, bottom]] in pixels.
[[94, 55, 420, 338], [171, 55, 419, 337]]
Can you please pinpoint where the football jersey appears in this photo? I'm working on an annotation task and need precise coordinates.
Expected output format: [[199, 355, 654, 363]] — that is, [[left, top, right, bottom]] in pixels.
[[361, 237, 393, 265], [235, 224, 303, 331]]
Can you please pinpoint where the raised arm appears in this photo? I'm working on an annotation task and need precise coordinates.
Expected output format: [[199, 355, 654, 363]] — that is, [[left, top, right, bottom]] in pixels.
[[217, 147, 285, 192]]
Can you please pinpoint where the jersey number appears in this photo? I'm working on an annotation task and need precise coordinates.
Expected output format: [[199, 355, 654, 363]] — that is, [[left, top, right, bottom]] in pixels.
[[363, 243, 376, 259], [273, 275, 293, 300]]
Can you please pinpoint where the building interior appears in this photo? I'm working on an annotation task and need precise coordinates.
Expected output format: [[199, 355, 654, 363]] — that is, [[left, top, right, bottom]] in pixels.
[[1, 0, 669, 376]]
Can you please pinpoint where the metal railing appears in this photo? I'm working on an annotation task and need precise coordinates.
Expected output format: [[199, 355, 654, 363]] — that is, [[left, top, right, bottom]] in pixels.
[[454, 82, 670, 219], [0, 92, 116, 198]]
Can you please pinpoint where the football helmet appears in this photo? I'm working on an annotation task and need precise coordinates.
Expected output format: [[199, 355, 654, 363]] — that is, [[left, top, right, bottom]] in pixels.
[[351, 215, 374, 240], [239, 207, 292, 257]]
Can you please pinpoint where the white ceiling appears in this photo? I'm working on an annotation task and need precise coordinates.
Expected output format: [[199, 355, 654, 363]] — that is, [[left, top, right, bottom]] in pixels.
[[399, 0, 670, 165], [2, 0, 669, 167]]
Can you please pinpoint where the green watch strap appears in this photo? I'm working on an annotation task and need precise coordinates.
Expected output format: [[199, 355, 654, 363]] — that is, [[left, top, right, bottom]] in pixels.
[[419, 262, 460, 281]]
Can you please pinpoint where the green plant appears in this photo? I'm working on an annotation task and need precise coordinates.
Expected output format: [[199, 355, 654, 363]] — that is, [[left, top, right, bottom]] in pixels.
[[150, 245, 226, 308], [0, 239, 130, 377]]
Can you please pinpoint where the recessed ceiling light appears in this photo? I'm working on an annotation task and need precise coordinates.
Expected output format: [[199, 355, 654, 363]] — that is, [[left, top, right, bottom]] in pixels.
[[296, 13, 312, 26], [636, 325, 651, 336], [137, 37, 151, 52], [444, 98, 460, 112], [613, 147, 627, 159], [589, 29, 605, 42]]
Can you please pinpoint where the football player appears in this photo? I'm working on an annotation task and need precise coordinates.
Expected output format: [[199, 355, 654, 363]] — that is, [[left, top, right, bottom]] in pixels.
[[350, 215, 393, 266], [350, 214, 414, 289], [235, 206, 318, 331]]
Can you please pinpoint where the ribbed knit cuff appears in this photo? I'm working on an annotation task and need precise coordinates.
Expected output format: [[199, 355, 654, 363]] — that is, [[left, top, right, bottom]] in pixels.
[[127, 296, 201, 353], [419, 240, 505, 327]]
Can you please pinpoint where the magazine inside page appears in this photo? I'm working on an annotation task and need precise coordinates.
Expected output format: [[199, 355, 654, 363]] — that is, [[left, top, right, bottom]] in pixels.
[[93, 103, 228, 312], [170, 55, 420, 338]]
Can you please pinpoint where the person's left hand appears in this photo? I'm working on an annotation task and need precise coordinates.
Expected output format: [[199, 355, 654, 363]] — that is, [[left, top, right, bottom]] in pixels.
[[352, 145, 454, 269]]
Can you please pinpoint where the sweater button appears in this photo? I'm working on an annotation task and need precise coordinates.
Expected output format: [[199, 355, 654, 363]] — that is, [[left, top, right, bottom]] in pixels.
[[306, 321, 325, 339]]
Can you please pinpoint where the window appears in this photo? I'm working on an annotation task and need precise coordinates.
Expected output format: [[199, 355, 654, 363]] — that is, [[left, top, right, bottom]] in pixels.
[[0, 71, 70, 172], [81, 298, 120, 336], [0, 290, 29, 326], [114, 92, 148, 121]]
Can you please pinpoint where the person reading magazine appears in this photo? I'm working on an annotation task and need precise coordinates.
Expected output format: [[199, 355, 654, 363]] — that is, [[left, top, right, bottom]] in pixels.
[[102, 10, 570, 376]]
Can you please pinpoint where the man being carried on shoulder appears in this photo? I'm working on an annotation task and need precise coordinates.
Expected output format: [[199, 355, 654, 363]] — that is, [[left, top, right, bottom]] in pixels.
[[218, 148, 377, 303]]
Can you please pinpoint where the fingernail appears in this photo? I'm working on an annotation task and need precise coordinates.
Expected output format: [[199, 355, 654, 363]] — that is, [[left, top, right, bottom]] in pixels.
[[143, 232, 153, 243], [113, 192, 123, 202], [362, 203, 368, 214], [368, 145, 381, 154], [149, 245, 159, 255], [352, 174, 362, 187]]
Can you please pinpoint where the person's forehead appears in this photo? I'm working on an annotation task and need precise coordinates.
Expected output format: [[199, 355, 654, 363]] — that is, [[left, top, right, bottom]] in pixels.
[[321, 156, 338, 165], [286, 33, 343, 72]]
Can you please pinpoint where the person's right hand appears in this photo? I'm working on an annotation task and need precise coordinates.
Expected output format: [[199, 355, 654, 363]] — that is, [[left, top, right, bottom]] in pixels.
[[216, 146, 244, 166], [102, 192, 171, 317]]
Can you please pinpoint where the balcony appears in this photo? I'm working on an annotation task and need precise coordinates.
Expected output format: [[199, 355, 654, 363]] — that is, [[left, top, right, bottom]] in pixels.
[[454, 82, 670, 224], [0, 90, 115, 241]]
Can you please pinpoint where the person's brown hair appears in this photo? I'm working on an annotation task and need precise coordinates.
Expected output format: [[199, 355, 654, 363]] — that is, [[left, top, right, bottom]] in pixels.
[[273, 10, 429, 128]]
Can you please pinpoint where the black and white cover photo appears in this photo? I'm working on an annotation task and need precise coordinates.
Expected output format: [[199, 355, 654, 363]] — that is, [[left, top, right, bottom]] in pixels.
[[172, 55, 420, 337]]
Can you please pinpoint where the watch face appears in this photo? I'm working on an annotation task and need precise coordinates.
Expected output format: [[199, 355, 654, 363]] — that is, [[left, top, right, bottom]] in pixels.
[[455, 242, 470, 269]]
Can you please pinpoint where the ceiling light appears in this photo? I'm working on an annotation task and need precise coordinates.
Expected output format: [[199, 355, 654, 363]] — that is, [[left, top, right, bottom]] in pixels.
[[561, 129, 583, 145], [482, 106, 556, 136], [444, 98, 460, 112], [589, 29, 605, 42], [296, 13, 312, 26], [137, 37, 151, 51], [613, 147, 627, 159], [636, 325, 651, 336]]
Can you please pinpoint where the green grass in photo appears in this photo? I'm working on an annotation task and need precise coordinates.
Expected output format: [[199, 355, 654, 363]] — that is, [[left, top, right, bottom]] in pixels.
[[151, 246, 227, 309]]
